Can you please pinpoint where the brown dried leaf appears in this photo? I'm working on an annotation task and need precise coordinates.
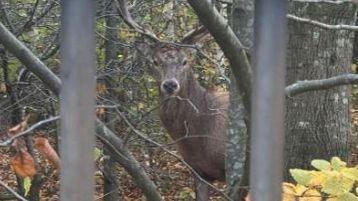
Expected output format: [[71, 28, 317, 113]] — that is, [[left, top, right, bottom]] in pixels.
[[34, 137, 60, 169], [11, 149, 36, 178], [8, 115, 30, 136]]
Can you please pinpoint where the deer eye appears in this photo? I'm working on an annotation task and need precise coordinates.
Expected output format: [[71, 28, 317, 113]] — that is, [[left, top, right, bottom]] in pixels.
[[182, 59, 187, 66]]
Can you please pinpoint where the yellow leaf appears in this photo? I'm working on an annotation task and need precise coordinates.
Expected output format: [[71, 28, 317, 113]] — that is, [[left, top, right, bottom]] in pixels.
[[309, 171, 328, 187], [299, 188, 321, 201], [282, 182, 297, 201], [335, 192, 358, 201], [331, 157, 346, 171]]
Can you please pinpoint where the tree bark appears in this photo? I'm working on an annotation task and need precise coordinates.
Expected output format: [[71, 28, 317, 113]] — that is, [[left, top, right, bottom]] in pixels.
[[226, 0, 253, 199], [285, 2, 356, 179], [102, 1, 120, 200]]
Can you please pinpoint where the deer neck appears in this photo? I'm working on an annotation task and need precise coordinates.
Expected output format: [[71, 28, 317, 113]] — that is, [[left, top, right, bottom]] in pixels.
[[159, 70, 209, 139]]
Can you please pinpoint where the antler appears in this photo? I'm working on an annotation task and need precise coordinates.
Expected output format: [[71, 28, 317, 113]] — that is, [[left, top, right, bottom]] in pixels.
[[115, 0, 161, 42], [115, 0, 211, 45], [181, 25, 210, 44]]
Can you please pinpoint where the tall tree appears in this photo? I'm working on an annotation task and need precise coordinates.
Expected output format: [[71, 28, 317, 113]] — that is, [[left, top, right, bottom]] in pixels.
[[226, 0, 253, 199], [101, 1, 120, 200], [285, 2, 356, 179]]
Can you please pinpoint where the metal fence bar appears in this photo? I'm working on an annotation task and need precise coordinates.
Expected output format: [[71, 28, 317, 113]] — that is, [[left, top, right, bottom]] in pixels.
[[250, 0, 287, 200], [60, 0, 96, 200]]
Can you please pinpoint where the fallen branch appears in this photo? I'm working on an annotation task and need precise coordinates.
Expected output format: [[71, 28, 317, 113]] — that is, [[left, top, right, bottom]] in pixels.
[[285, 73, 358, 96]]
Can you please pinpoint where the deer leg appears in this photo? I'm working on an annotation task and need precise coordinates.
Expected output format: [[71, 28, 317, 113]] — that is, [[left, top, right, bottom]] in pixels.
[[194, 176, 209, 201]]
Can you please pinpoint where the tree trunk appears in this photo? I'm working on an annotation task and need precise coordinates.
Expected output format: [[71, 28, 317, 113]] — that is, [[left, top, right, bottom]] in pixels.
[[102, 1, 120, 200], [227, 0, 253, 199], [285, 3, 356, 179]]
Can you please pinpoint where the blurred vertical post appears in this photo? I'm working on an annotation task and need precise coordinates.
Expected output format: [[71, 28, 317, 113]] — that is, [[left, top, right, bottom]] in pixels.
[[250, 0, 287, 200], [60, 0, 96, 200]]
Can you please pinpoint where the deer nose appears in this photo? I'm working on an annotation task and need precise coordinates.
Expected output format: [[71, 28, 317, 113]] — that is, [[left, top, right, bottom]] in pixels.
[[161, 79, 179, 95]]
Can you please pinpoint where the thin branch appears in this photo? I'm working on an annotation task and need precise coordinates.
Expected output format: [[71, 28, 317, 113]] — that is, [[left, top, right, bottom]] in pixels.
[[290, 0, 357, 4], [0, 180, 28, 201], [287, 14, 358, 31], [113, 107, 233, 201], [0, 116, 60, 147], [285, 73, 358, 96]]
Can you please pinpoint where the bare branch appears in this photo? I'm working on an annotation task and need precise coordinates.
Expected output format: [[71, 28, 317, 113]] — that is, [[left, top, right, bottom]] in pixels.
[[0, 180, 28, 201], [0, 22, 62, 94], [290, 0, 357, 4], [0, 116, 60, 147], [285, 74, 358, 96], [287, 14, 358, 31]]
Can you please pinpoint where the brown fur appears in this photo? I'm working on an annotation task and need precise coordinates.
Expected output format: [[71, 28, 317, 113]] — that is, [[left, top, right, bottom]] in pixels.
[[159, 71, 229, 181], [136, 42, 229, 196]]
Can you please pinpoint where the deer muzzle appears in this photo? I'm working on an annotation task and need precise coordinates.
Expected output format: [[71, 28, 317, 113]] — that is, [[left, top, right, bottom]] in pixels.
[[161, 79, 180, 95]]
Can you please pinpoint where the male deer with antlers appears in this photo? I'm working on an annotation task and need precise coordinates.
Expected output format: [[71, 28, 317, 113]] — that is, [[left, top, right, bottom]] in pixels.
[[136, 42, 229, 201]]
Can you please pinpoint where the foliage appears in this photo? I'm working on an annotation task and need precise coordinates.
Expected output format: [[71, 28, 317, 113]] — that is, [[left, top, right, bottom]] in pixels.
[[284, 157, 358, 201]]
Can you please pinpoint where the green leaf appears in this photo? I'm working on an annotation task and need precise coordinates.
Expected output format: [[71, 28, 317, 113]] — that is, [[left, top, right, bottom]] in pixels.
[[24, 177, 32, 196], [331, 157, 346, 171], [341, 167, 358, 181], [290, 169, 312, 186], [311, 159, 331, 171], [335, 192, 358, 201], [94, 147, 102, 161], [321, 173, 354, 195]]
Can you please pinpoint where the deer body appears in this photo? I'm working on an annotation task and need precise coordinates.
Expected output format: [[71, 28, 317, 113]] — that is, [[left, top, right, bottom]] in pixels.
[[159, 72, 228, 181], [136, 42, 229, 200]]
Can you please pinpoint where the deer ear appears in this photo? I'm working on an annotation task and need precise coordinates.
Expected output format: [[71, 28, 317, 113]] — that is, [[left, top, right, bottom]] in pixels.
[[134, 41, 152, 57]]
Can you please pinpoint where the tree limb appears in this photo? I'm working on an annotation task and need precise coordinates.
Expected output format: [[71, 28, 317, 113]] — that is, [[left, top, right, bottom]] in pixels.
[[186, 0, 253, 199], [187, 0, 252, 115], [287, 14, 358, 31], [286, 74, 358, 96], [0, 22, 62, 94], [290, 0, 357, 4], [0, 21, 162, 201]]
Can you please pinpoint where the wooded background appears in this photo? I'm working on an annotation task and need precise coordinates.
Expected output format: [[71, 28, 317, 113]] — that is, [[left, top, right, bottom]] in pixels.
[[0, 0, 357, 200]]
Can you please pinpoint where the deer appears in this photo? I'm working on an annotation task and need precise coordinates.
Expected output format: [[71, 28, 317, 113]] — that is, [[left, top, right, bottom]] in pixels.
[[136, 41, 229, 201]]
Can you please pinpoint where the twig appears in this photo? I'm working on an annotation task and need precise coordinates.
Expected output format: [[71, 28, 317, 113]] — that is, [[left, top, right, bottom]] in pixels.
[[287, 14, 358, 31], [0, 180, 28, 201], [113, 108, 232, 201], [0, 116, 60, 147]]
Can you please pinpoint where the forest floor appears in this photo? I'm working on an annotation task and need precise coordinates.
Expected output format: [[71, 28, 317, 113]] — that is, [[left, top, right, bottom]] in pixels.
[[0, 91, 357, 201]]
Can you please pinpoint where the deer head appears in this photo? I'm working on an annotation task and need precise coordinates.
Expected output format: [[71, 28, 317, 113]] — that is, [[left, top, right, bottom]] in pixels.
[[135, 42, 193, 96]]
